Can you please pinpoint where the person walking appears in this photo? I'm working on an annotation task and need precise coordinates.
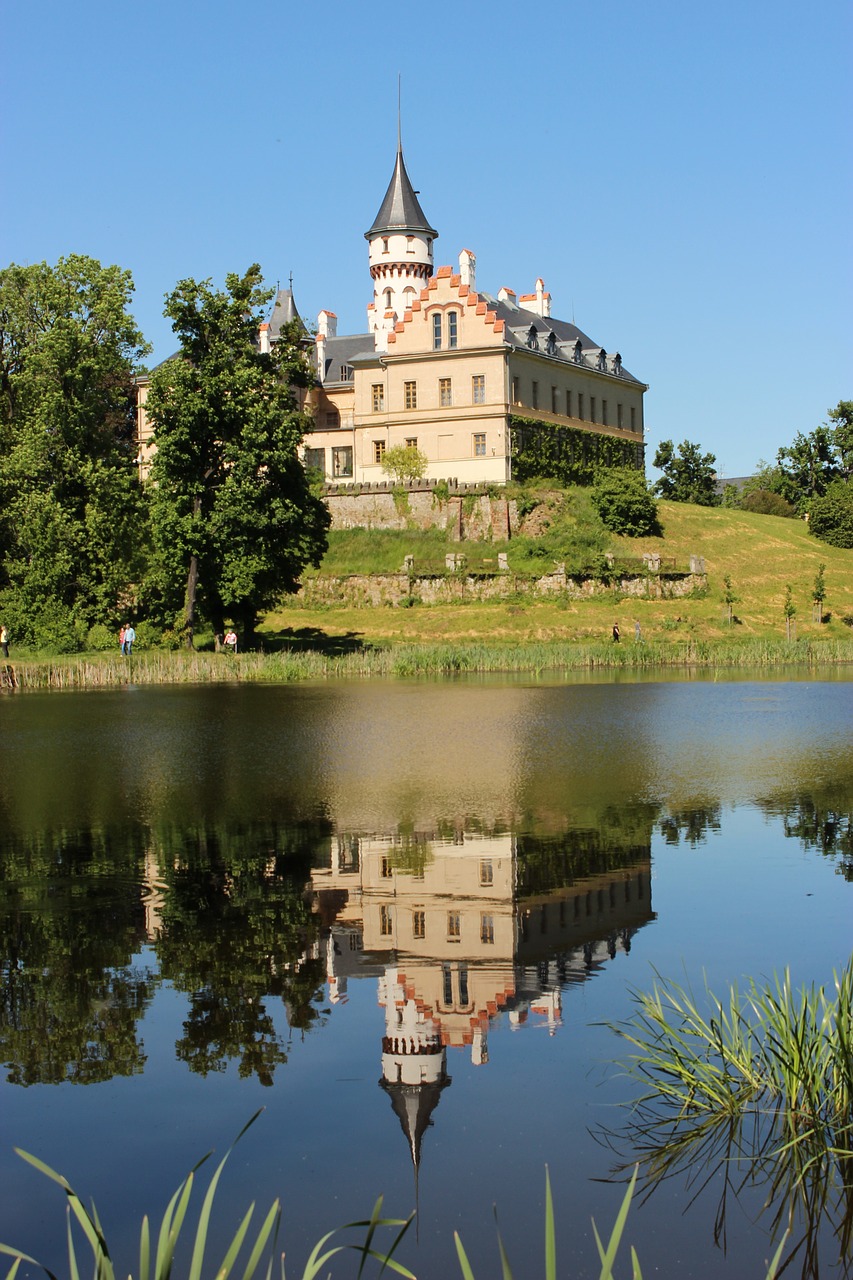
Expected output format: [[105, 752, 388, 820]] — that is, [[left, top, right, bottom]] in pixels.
[[119, 625, 126, 655], [123, 623, 136, 655], [0, 623, 9, 658], [612, 622, 621, 643], [224, 629, 238, 654]]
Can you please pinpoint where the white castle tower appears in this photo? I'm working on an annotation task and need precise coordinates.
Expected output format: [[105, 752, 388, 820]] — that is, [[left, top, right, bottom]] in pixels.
[[365, 134, 438, 352]]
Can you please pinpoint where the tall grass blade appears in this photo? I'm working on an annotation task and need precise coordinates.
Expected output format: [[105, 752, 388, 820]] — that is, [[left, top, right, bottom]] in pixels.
[[239, 1201, 281, 1280], [453, 1232, 477, 1280], [139, 1215, 150, 1280], [592, 1168, 639, 1278], [543, 1167, 555, 1280], [213, 1205, 254, 1279]]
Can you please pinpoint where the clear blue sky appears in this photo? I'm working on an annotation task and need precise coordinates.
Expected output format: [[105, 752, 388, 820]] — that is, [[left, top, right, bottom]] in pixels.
[[2, 0, 850, 478]]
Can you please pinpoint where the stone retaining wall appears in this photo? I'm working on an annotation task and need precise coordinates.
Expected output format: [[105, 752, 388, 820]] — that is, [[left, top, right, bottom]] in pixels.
[[298, 570, 707, 608], [324, 483, 516, 541]]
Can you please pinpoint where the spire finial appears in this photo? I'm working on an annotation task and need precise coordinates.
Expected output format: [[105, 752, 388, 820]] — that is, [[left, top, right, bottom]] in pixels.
[[397, 74, 402, 152]]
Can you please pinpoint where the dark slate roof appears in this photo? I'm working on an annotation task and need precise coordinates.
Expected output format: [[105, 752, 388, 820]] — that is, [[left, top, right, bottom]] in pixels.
[[484, 294, 645, 385], [267, 287, 305, 339], [366, 147, 438, 240], [317, 333, 375, 384]]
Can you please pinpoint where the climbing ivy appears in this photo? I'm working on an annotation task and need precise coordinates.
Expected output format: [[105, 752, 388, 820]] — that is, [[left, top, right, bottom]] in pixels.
[[510, 417, 643, 486]]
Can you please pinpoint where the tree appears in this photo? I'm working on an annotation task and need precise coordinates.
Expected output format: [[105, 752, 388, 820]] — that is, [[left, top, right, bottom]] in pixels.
[[0, 257, 149, 648], [776, 426, 839, 511], [381, 444, 428, 486], [740, 490, 797, 517], [783, 584, 796, 641], [812, 564, 826, 624], [652, 440, 719, 506], [590, 467, 661, 536], [145, 266, 330, 646], [808, 480, 853, 548], [722, 575, 738, 626], [827, 400, 853, 483]]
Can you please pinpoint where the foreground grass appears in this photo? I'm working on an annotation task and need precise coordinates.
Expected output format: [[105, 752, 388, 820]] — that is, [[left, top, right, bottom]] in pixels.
[[5, 634, 853, 691]]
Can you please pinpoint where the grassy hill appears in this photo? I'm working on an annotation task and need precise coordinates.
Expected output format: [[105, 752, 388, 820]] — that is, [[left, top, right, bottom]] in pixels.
[[264, 498, 853, 651]]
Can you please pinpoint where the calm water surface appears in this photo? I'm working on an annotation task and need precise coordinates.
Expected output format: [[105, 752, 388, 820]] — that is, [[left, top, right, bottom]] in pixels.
[[0, 677, 851, 1278]]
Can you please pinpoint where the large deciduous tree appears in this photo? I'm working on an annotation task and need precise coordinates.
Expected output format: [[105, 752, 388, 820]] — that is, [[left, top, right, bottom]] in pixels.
[[652, 439, 719, 506], [145, 266, 330, 646], [0, 256, 149, 649]]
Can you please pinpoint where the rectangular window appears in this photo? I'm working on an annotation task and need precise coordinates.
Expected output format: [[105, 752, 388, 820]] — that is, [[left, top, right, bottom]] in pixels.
[[412, 910, 425, 939], [372, 383, 385, 412], [566, 389, 572, 418], [481, 913, 495, 944], [443, 965, 453, 1006], [379, 905, 393, 935], [340, 365, 352, 382], [590, 396, 596, 424], [407, 235, 415, 254], [531, 381, 539, 409], [458, 965, 469, 1006], [472, 374, 485, 405], [512, 376, 520, 403], [631, 406, 637, 432], [332, 446, 353, 478], [380, 855, 392, 878], [404, 437, 418, 449], [373, 439, 386, 464], [447, 311, 458, 349], [473, 432, 486, 457], [479, 859, 494, 886], [447, 911, 461, 939], [617, 403, 623, 429], [602, 399, 608, 426], [439, 377, 452, 407], [404, 380, 417, 410], [551, 386, 558, 413], [325, 410, 340, 428], [578, 392, 584, 420], [304, 447, 325, 473], [433, 313, 442, 350]]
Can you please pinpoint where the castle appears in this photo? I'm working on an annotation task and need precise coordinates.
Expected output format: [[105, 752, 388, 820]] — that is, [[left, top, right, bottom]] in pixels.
[[286, 138, 647, 486], [138, 139, 648, 487]]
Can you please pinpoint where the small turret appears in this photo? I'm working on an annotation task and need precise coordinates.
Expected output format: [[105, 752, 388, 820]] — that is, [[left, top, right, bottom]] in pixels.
[[366, 144, 438, 350]]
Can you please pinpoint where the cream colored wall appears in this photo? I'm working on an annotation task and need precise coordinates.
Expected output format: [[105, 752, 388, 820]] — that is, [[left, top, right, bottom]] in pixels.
[[136, 379, 156, 479], [508, 350, 645, 442]]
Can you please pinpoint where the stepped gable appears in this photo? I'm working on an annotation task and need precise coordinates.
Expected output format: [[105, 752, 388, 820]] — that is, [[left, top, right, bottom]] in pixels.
[[386, 266, 505, 346]]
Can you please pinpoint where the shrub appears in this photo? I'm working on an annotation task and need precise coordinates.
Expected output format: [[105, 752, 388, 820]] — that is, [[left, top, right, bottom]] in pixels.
[[809, 481, 853, 548], [86, 623, 117, 651], [133, 620, 164, 649], [591, 468, 661, 536], [741, 489, 797, 517], [381, 445, 428, 486]]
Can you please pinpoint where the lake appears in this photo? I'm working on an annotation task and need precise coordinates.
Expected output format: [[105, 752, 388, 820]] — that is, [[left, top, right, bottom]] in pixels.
[[0, 675, 851, 1278]]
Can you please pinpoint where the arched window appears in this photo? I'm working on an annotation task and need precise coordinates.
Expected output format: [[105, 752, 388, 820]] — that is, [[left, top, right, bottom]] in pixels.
[[384, 289, 393, 310], [447, 311, 458, 349], [597, 348, 608, 371], [433, 312, 442, 350], [573, 338, 584, 363], [527, 325, 539, 351], [545, 331, 558, 357]]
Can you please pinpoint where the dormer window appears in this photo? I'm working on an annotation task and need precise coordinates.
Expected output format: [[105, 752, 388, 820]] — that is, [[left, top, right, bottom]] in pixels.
[[339, 365, 352, 382], [573, 338, 584, 364], [597, 348, 608, 371], [613, 352, 623, 376], [527, 325, 539, 350], [545, 331, 558, 357]]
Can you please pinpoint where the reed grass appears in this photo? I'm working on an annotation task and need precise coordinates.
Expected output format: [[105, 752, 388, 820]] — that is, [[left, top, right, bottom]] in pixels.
[[0, 1111, 415, 1280], [5, 635, 853, 692], [603, 959, 853, 1275]]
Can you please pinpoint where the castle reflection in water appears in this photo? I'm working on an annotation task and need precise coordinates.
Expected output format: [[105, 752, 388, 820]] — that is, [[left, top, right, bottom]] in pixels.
[[308, 831, 653, 1168]]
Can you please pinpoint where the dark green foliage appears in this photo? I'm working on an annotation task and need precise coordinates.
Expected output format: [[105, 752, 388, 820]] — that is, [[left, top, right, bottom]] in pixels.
[[776, 425, 840, 510], [146, 265, 330, 645], [0, 256, 149, 647], [510, 418, 642, 487], [652, 439, 719, 506], [591, 467, 661, 536], [740, 489, 798, 517], [808, 480, 853, 548]]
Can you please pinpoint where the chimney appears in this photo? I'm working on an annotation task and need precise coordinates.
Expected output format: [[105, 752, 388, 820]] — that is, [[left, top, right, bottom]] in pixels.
[[317, 309, 337, 339], [497, 287, 517, 305], [315, 333, 326, 384], [258, 322, 270, 354], [459, 248, 476, 290]]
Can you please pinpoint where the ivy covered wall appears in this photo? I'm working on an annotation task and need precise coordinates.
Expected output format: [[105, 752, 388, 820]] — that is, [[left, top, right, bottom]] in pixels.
[[510, 417, 644, 486]]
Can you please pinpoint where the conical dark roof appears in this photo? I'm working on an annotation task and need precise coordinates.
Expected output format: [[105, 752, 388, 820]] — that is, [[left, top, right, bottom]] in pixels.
[[267, 287, 305, 339], [365, 147, 438, 240], [380, 1075, 450, 1171]]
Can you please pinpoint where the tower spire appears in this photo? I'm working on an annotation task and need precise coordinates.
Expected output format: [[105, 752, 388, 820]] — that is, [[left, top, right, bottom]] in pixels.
[[397, 74, 402, 152]]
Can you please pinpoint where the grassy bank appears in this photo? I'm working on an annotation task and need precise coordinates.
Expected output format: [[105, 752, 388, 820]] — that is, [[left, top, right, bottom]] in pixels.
[[5, 635, 853, 691]]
